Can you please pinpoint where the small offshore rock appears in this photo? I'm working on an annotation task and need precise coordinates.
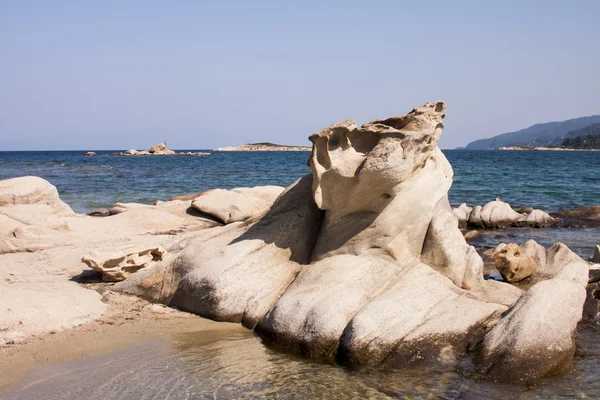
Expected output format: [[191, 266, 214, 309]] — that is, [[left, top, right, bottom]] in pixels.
[[83, 151, 96, 157]]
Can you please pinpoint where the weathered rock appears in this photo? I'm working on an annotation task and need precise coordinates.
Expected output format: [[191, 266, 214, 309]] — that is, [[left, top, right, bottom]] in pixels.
[[494, 243, 537, 282], [458, 200, 557, 229], [190, 186, 284, 224], [0, 176, 73, 214], [421, 209, 483, 289], [82, 247, 167, 282], [256, 254, 400, 358], [592, 244, 600, 263], [87, 208, 109, 217], [474, 276, 586, 382], [453, 203, 472, 228], [83, 151, 96, 156], [112, 101, 588, 383], [552, 205, 600, 227], [338, 263, 505, 366], [524, 209, 556, 227]]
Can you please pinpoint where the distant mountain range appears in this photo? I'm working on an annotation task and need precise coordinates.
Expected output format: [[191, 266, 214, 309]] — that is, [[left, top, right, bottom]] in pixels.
[[464, 115, 600, 149]]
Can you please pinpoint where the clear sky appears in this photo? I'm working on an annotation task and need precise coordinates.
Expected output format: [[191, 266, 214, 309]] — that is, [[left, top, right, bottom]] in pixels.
[[1, 1, 599, 150]]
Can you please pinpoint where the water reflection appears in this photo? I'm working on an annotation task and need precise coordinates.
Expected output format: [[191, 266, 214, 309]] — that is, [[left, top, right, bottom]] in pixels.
[[4, 321, 600, 399]]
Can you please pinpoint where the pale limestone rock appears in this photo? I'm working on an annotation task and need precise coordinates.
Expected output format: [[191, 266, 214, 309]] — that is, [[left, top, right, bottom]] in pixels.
[[83, 151, 96, 156], [255, 254, 400, 358], [0, 176, 73, 213], [421, 209, 483, 289], [524, 209, 557, 227], [338, 263, 505, 366], [475, 277, 586, 382], [110, 101, 589, 382], [82, 247, 167, 281], [463, 199, 556, 229], [452, 203, 472, 228], [494, 243, 537, 282], [190, 186, 284, 224], [479, 199, 525, 228]]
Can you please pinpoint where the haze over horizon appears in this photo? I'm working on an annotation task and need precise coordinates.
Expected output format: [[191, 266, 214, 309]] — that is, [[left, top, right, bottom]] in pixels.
[[1, 1, 599, 151]]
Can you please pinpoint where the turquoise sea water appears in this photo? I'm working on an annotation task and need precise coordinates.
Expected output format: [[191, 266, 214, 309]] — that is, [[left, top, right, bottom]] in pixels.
[[1, 150, 599, 213]]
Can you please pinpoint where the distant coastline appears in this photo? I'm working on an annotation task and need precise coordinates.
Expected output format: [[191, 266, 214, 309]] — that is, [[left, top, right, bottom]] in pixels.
[[498, 145, 600, 151], [214, 142, 311, 152]]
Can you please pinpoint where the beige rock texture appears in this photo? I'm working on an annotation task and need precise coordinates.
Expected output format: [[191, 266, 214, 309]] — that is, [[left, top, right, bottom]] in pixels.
[[112, 101, 590, 382], [494, 243, 538, 282], [458, 199, 557, 229], [0, 177, 222, 346], [83, 151, 96, 156], [0, 176, 73, 213], [190, 186, 285, 224], [82, 247, 167, 281]]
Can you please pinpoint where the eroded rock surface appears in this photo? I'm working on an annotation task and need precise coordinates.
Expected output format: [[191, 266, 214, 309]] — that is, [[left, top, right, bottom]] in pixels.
[[190, 186, 284, 224], [112, 101, 589, 383], [494, 243, 538, 282], [456, 199, 557, 229], [82, 247, 167, 282]]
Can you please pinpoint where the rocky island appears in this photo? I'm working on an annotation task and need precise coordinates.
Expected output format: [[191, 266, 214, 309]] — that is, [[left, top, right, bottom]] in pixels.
[[1, 101, 599, 390], [112, 143, 210, 156], [213, 142, 311, 151]]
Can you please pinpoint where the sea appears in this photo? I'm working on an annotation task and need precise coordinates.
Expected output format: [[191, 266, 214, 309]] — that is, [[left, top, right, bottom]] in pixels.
[[2, 149, 600, 399], [1, 149, 599, 213]]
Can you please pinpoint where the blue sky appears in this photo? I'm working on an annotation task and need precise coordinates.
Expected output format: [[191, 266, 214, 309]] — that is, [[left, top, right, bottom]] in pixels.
[[1, 1, 599, 150]]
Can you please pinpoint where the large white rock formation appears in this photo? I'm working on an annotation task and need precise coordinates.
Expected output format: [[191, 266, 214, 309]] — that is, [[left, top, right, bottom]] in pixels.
[[114, 102, 590, 382]]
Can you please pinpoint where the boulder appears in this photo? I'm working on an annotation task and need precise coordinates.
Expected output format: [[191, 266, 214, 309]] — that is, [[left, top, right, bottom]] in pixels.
[[474, 276, 586, 382], [494, 243, 537, 282], [190, 186, 284, 224], [82, 247, 167, 282], [0, 176, 73, 214], [452, 203, 472, 228], [83, 151, 96, 156], [524, 208, 556, 227]]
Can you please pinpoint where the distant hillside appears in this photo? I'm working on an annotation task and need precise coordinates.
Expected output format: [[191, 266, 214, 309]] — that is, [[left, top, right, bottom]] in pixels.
[[464, 115, 600, 149], [562, 128, 600, 149], [564, 122, 600, 138]]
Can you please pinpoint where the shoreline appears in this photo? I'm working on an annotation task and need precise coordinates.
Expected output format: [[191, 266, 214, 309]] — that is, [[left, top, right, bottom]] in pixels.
[[0, 291, 244, 392]]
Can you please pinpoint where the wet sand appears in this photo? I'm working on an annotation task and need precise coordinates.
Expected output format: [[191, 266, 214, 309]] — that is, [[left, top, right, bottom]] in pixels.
[[0, 292, 245, 392]]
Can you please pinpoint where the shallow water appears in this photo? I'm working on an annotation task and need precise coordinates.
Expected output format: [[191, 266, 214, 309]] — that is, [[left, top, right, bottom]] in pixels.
[[4, 323, 600, 400], [1, 150, 600, 213]]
